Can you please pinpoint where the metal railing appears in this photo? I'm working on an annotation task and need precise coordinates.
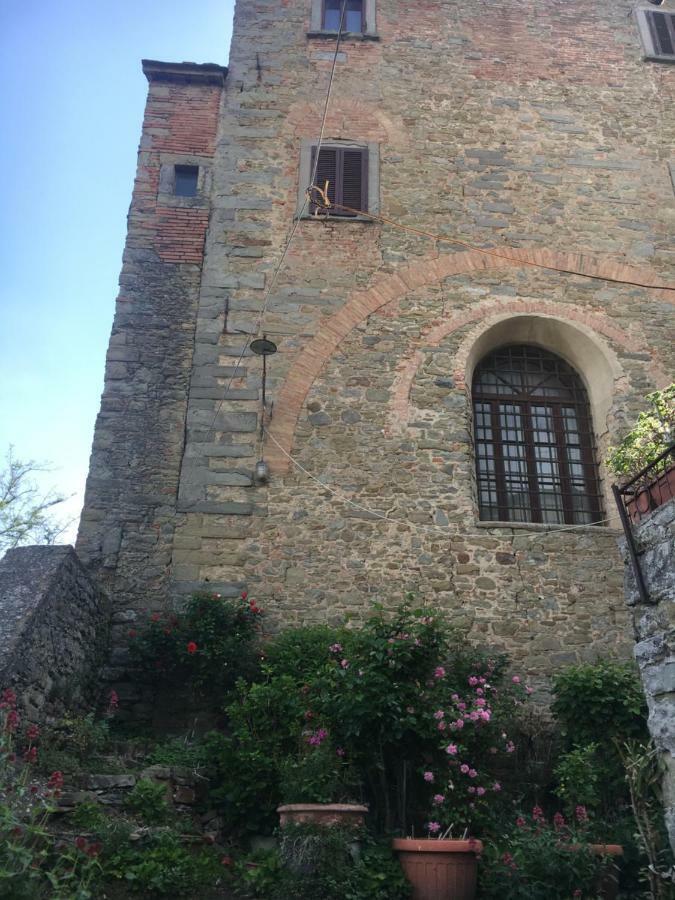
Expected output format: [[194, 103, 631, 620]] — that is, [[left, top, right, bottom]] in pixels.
[[612, 443, 675, 604]]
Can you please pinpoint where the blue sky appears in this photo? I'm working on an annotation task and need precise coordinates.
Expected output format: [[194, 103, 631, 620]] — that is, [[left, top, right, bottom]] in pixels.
[[0, 0, 235, 542]]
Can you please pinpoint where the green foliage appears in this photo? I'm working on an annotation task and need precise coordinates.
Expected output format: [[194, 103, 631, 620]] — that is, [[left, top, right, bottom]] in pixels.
[[70, 801, 108, 832], [606, 384, 674, 479], [479, 808, 606, 899], [40, 713, 111, 769], [0, 446, 69, 553], [279, 740, 361, 804], [128, 592, 262, 701], [236, 826, 411, 900], [620, 740, 675, 899], [203, 674, 307, 837], [263, 624, 345, 682], [554, 743, 601, 813], [147, 736, 210, 769], [552, 659, 648, 819], [552, 659, 648, 748], [102, 829, 223, 896], [125, 779, 172, 825], [0, 689, 101, 899]]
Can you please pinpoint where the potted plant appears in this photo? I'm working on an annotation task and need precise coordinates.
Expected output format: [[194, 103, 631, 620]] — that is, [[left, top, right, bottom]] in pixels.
[[479, 806, 622, 900], [276, 731, 368, 828], [607, 385, 675, 521], [391, 660, 531, 900]]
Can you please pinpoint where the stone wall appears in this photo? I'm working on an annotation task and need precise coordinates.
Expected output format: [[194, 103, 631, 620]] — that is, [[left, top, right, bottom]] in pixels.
[[0, 546, 110, 721], [623, 497, 675, 851], [78, 0, 674, 692], [76, 62, 226, 661]]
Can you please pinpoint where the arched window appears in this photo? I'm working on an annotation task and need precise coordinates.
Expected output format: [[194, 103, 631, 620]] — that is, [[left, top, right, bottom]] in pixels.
[[472, 345, 602, 525]]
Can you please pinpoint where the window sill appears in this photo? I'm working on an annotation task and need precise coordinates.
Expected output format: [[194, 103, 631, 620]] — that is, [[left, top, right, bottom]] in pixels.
[[307, 30, 380, 41], [297, 213, 376, 223], [643, 53, 675, 63], [476, 520, 619, 535]]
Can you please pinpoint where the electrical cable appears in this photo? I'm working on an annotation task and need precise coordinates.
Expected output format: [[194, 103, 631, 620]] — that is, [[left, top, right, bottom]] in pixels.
[[264, 425, 624, 540], [203, 0, 349, 443], [308, 193, 675, 293]]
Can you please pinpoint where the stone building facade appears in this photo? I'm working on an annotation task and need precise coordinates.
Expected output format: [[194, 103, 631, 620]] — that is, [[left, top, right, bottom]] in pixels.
[[77, 0, 675, 691]]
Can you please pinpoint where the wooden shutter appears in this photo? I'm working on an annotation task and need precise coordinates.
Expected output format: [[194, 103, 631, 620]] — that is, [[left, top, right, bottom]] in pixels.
[[646, 10, 675, 57], [341, 148, 368, 216], [310, 147, 338, 214]]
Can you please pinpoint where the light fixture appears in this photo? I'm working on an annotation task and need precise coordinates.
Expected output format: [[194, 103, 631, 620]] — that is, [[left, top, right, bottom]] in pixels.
[[254, 459, 270, 484], [250, 337, 278, 356]]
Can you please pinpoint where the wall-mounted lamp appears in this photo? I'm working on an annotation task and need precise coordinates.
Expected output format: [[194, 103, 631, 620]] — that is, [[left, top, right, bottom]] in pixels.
[[253, 459, 270, 484], [250, 335, 277, 486]]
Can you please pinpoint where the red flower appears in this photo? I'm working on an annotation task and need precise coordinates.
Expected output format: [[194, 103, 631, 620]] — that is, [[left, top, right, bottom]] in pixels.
[[75, 836, 87, 851], [26, 724, 39, 742], [128, 629, 137, 639], [86, 842, 102, 858], [48, 772, 64, 788], [107, 690, 119, 712], [150, 612, 161, 622], [23, 746, 37, 764], [187, 641, 198, 655], [241, 591, 248, 600], [221, 856, 233, 867]]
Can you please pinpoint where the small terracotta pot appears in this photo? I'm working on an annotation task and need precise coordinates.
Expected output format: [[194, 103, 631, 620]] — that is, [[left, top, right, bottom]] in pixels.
[[277, 803, 368, 828], [392, 837, 483, 900]]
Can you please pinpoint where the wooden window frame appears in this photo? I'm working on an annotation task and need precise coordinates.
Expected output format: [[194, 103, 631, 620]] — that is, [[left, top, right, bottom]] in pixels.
[[321, 0, 365, 33], [472, 345, 603, 526], [296, 139, 379, 220], [635, 7, 675, 62], [309, 145, 368, 216], [309, 0, 377, 37]]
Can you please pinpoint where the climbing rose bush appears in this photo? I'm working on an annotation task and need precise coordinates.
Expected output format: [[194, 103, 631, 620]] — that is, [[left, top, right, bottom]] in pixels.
[[128, 591, 263, 699]]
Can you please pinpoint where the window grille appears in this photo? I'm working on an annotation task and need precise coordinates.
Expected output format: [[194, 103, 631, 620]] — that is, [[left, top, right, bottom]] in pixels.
[[472, 345, 603, 525]]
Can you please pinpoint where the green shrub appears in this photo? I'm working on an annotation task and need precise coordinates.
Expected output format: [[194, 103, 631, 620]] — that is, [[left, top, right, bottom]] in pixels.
[[103, 829, 223, 896], [263, 624, 345, 682], [203, 675, 307, 837], [479, 807, 606, 899], [554, 743, 602, 813], [128, 591, 262, 701], [147, 736, 209, 769], [606, 384, 674, 480], [279, 740, 361, 804], [125, 778, 172, 825], [235, 827, 411, 900]]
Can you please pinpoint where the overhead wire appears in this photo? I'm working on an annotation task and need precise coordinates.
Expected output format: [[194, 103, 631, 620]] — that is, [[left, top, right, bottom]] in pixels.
[[307, 191, 675, 293], [264, 425, 624, 541], [203, 0, 349, 443]]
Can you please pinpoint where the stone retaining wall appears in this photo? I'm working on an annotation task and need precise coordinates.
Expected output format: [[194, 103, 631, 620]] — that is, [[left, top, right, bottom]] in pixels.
[[622, 497, 675, 851], [0, 546, 110, 722]]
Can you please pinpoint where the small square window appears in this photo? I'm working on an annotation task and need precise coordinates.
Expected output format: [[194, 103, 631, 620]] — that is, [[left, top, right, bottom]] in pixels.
[[323, 0, 364, 33], [310, 145, 368, 216], [174, 165, 199, 197], [636, 8, 675, 61]]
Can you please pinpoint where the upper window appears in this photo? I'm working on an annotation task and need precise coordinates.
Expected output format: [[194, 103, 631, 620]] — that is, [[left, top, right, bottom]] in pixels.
[[635, 8, 675, 61], [310, 145, 368, 216], [323, 0, 364, 32], [472, 345, 603, 526], [174, 165, 199, 197]]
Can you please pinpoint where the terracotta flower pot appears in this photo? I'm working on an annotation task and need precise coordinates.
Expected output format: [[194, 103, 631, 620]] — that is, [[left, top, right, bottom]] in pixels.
[[626, 465, 675, 522], [392, 837, 483, 900], [277, 803, 368, 828]]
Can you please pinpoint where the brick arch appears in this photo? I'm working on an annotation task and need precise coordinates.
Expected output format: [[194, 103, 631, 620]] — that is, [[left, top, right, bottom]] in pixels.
[[267, 249, 672, 472]]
